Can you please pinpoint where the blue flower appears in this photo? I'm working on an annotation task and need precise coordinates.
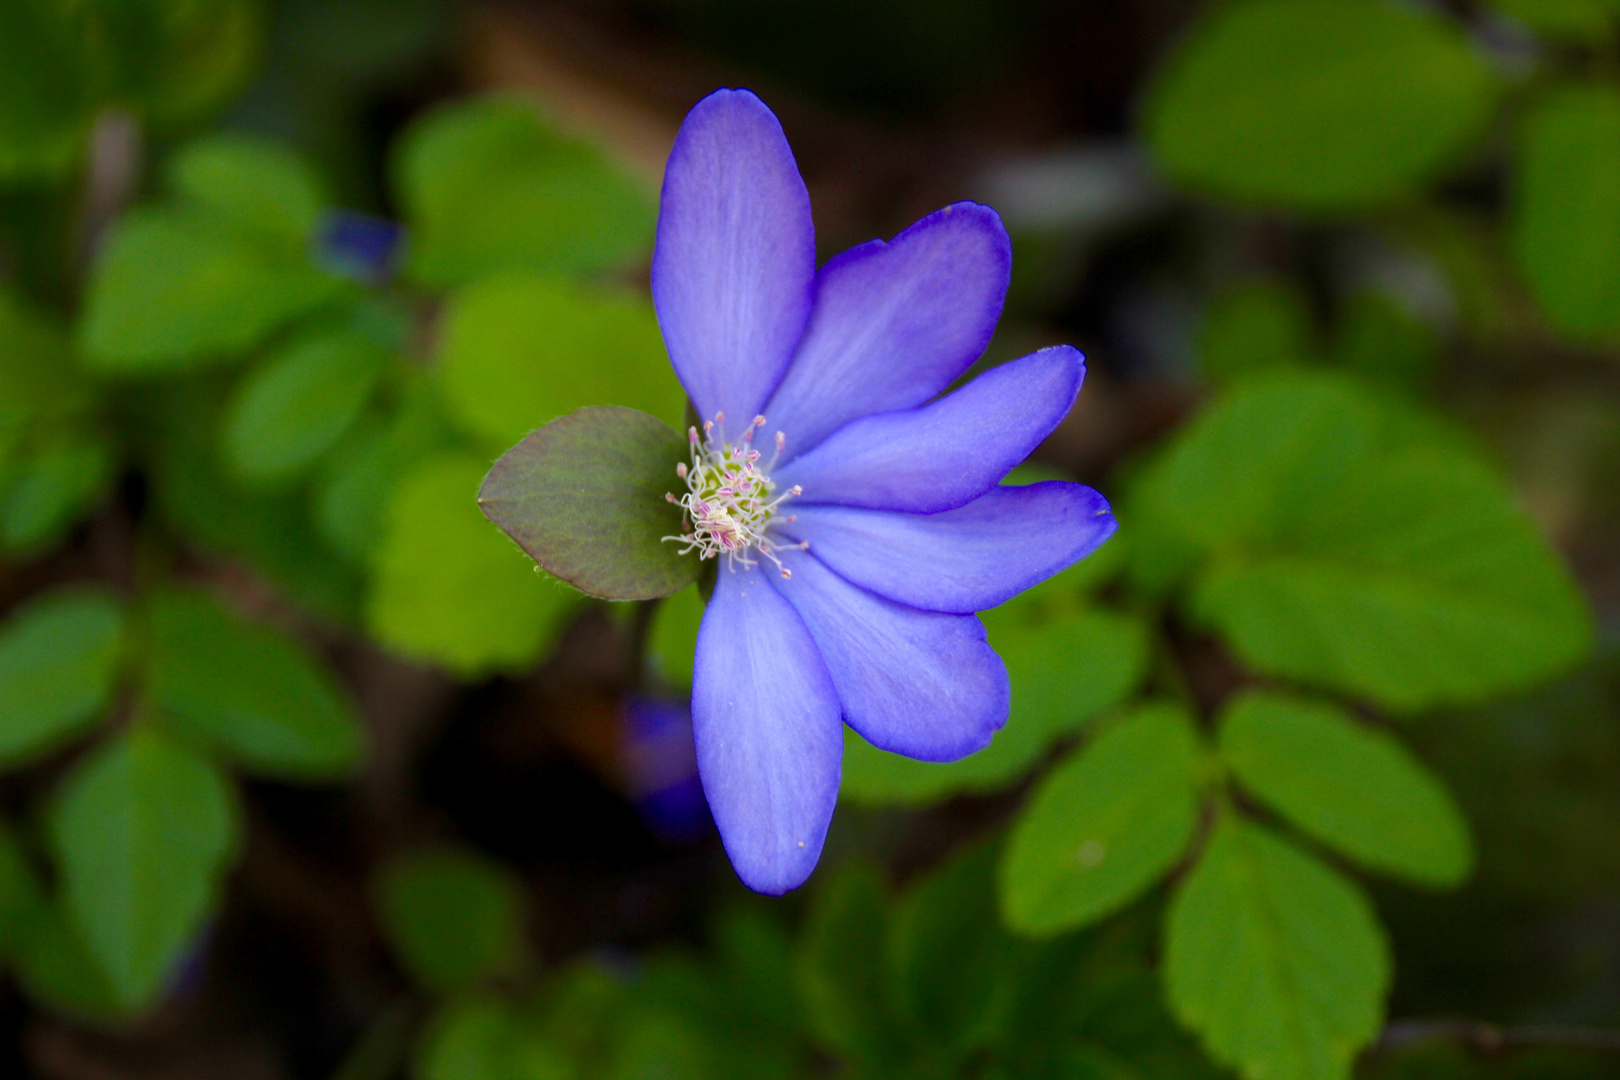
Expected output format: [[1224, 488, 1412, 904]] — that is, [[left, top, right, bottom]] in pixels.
[[654, 89, 1115, 894]]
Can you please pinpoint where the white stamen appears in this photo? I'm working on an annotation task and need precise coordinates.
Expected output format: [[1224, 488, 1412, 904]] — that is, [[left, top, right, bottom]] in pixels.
[[661, 411, 803, 578]]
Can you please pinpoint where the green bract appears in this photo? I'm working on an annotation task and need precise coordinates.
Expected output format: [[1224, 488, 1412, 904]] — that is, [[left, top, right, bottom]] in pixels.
[[479, 407, 700, 601]]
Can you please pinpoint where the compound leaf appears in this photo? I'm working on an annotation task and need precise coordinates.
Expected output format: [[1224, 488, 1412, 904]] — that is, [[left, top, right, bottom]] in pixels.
[[1000, 703, 1204, 936], [0, 587, 122, 766], [1165, 815, 1390, 1080], [51, 727, 237, 1010], [148, 588, 364, 779], [1217, 690, 1472, 887]]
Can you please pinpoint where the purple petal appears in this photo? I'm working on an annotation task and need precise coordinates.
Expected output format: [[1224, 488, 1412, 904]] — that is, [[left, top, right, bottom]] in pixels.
[[652, 89, 816, 431], [764, 203, 1011, 459], [781, 482, 1116, 614], [771, 547, 1008, 761], [774, 346, 1085, 513], [692, 562, 842, 894]]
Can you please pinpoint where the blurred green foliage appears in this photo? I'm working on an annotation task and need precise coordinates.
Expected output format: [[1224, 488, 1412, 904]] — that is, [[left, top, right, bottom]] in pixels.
[[0, 0, 1616, 1079]]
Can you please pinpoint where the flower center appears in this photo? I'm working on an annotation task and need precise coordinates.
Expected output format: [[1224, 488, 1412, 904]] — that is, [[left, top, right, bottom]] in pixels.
[[663, 412, 803, 578]]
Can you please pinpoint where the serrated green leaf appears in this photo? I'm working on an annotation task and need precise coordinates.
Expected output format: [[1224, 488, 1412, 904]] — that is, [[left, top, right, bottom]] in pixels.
[[438, 272, 685, 446], [795, 862, 900, 1064], [841, 606, 1150, 804], [0, 587, 122, 767], [222, 321, 389, 485], [395, 95, 655, 287], [891, 840, 1017, 1055], [0, 436, 111, 554], [1217, 691, 1472, 888], [51, 727, 237, 1010], [1164, 815, 1390, 1080], [375, 847, 526, 993], [648, 584, 704, 688], [1130, 371, 1591, 711], [1513, 84, 1620, 341], [80, 208, 347, 373], [1000, 703, 1203, 937], [147, 588, 364, 779], [419, 996, 572, 1080], [168, 131, 325, 243], [369, 453, 575, 675], [479, 406, 700, 602], [1198, 279, 1312, 384], [1142, 0, 1497, 211]]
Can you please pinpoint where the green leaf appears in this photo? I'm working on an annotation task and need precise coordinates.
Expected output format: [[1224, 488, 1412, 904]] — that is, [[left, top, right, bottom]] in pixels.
[[133, 0, 265, 131], [1217, 690, 1473, 888], [0, 436, 111, 554], [0, 587, 122, 766], [395, 95, 655, 287], [311, 379, 450, 565], [375, 847, 527, 992], [0, 2, 94, 182], [1142, 0, 1497, 211], [0, 813, 122, 1020], [147, 385, 362, 623], [1130, 370, 1591, 711], [438, 272, 686, 446], [1165, 815, 1390, 1080], [1000, 703, 1204, 937], [147, 588, 364, 779], [51, 727, 237, 1010], [221, 321, 390, 485], [0, 290, 91, 441], [369, 453, 575, 675], [13, 893, 123, 1021], [840, 606, 1150, 803], [891, 840, 1017, 1055], [79, 208, 347, 373], [418, 996, 572, 1080], [1513, 84, 1620, 341], [1489, 0, 1613, 41], [168, 131, 325, 243], [649, 584, 705, 688], [1330, 292, 1435, 392], [795, 862, 900, 1064], [1198, 279, 1312, 384], [480, 407, 700, 602]]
